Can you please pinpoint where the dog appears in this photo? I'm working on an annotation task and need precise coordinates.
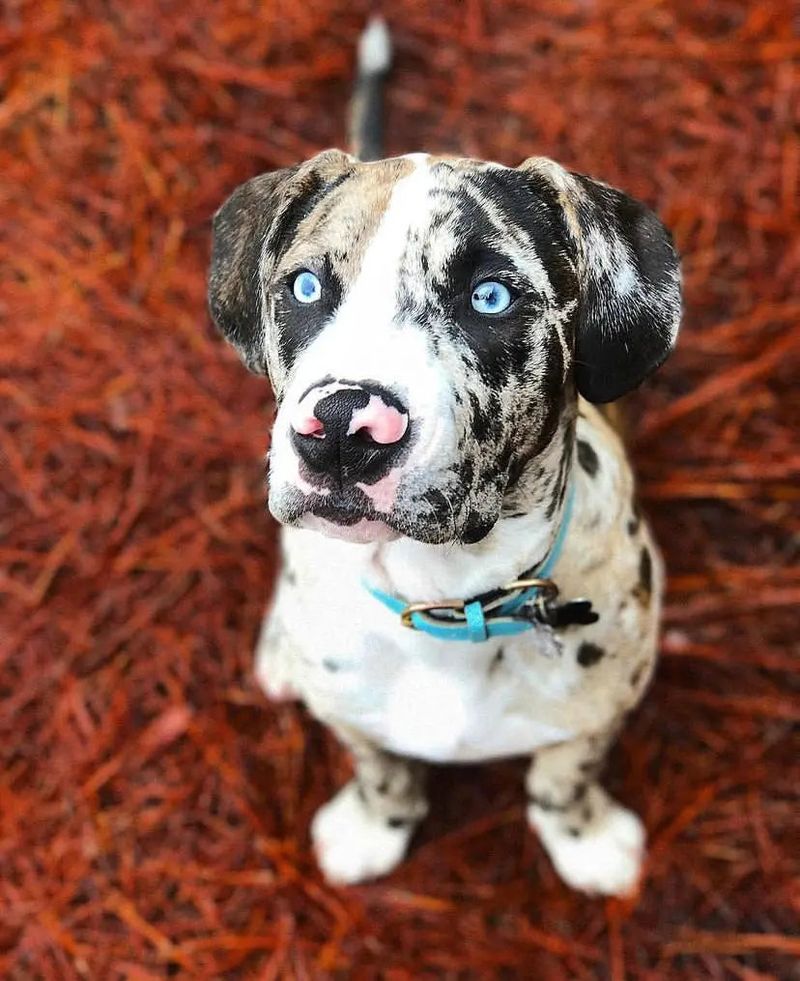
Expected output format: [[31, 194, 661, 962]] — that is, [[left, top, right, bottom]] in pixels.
[[207, 19, 681, 896]]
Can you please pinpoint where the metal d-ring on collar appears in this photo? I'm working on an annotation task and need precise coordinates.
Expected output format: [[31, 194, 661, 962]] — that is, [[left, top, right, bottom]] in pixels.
[[364, 483, 582, 644]]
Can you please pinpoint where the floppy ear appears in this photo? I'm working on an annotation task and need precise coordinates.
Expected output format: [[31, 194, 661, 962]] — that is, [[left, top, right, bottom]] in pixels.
[[520, 158, 682, 403], [208, 150, 354, 374]]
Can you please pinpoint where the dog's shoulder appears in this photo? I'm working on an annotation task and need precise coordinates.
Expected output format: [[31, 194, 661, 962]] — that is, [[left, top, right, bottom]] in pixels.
[[573, 398, 636, 528], [559, 398, 662, 631]]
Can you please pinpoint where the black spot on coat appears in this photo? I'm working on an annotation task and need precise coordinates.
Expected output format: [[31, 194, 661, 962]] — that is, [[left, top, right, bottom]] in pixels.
[[634, 546, 653, 605], [577, 641, 606, 667], [577, 439, 599, 477]]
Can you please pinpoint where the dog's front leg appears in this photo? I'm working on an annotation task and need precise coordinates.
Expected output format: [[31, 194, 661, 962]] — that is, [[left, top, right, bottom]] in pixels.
[[525, 728, 645, 897], [253, 599, 301, 702], [311, 731, 429, 885]]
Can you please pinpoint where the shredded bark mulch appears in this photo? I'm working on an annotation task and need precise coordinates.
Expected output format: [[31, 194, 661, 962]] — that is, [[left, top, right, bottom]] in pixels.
[[1, 1, 797, 977]]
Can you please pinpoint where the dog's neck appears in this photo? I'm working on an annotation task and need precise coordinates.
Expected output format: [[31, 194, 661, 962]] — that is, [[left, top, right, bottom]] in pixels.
[[365, 412, 577, 601]]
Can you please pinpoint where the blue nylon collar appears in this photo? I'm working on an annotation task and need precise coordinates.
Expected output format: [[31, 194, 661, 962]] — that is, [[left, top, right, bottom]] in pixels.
[[365, 483, 576, 643]]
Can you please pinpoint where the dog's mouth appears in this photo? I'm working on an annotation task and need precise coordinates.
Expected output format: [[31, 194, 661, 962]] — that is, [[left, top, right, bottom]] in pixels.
[[275, 489, 403, 543], [307, 501, 365, 526], [269, 479, 494, 546], [301, 511, 400, 544]]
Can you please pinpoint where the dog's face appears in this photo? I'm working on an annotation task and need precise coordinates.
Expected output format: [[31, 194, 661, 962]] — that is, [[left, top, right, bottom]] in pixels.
[[209, 151, 680, 545]]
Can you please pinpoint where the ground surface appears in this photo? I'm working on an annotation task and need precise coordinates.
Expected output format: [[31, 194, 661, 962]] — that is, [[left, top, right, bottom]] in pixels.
[[1, 1, 798, 978]]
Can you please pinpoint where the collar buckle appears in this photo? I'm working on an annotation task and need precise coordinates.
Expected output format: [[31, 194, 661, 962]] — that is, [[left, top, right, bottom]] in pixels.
[[399, 577, 560, 634], [400, 598, 465, 629], [502, 577, 559, 600]]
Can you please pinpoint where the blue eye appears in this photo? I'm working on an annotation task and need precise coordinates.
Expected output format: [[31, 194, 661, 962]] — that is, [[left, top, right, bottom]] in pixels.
[[471, 280, 512, 315], [292, 271, 322, 304]]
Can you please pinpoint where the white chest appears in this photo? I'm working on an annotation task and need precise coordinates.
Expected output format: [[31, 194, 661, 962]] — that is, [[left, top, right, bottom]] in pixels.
[[277, 551, 580, 762]]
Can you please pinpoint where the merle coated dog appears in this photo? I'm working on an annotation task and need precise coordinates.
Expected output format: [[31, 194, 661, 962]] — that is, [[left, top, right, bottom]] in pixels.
[[208, 19, 681, 895]]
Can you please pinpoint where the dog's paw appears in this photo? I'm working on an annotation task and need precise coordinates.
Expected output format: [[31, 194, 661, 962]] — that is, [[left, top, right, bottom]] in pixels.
[[311, 782, 413, 885], [528, 795, 645, 897]]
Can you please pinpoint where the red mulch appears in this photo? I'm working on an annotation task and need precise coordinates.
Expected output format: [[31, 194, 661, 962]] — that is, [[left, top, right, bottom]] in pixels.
[[1, 1, 798, 977]]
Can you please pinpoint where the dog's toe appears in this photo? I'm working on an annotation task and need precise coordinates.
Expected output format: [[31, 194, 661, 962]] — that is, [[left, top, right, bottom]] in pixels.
[[529, 794, 645, 897], [311, 782, 413, 885]]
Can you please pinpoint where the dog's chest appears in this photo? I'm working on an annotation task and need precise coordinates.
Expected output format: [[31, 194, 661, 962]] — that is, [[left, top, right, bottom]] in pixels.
[[278, 543, 581, 762], [339, 642, 577, 762]]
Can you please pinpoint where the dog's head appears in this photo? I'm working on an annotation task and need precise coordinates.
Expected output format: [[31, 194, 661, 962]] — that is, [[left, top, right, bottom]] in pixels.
[[209, 151, 680, 544]]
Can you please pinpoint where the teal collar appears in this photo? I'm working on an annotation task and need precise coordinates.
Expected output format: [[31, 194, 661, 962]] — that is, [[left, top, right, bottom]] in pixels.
[[365, 483, 576, 643]]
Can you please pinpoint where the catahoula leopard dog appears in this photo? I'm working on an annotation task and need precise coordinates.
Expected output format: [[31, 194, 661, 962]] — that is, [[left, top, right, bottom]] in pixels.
[[208, 20, 681, 896]]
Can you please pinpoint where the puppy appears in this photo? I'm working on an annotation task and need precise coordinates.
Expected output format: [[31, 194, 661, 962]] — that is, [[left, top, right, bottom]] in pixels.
[[208, 20, 681, 896]]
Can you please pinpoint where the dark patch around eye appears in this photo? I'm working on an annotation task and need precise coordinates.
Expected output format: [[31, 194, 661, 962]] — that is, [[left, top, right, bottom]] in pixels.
[[274, 256, 345, 369], [432, 249, 536, 383], [402, 172, 579, 432]]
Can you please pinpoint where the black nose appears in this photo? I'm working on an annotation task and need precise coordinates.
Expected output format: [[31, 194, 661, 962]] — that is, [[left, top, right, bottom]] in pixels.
[[291, 386, 409, 486]]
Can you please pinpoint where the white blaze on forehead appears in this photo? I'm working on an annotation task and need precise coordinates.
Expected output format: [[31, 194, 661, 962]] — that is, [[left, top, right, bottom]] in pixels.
[[276, 153, 456, 470], [337, 155, 435, 327]]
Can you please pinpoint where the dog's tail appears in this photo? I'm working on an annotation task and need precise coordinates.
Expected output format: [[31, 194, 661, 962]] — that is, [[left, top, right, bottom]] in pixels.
[[348, 17, 392, 161]]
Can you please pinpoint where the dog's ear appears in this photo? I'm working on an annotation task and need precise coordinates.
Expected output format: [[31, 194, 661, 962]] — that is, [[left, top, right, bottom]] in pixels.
[[208, 149, 355, 374], [519, 158, 682, 404]]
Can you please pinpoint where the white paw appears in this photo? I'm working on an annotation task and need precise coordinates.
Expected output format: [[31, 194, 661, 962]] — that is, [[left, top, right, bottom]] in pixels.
[[311, 782, 413, 885], [529, 797, 645, 897]]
